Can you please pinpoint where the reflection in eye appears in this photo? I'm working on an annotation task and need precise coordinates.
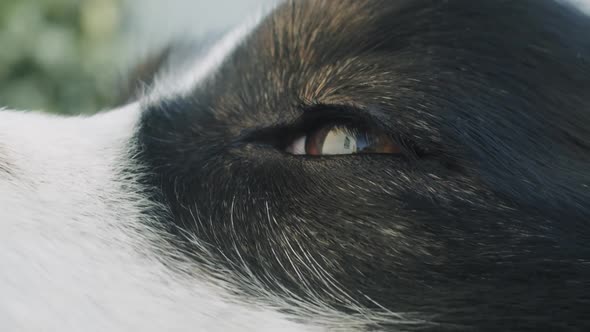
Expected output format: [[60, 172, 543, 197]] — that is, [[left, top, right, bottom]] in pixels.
[[286, 125, 402, 156]]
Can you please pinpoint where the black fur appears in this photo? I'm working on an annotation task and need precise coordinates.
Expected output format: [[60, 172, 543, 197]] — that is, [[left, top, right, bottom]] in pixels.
[[136, 0, 590, 330]]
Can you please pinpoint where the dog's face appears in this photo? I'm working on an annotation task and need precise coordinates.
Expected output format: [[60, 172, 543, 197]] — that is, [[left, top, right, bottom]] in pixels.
[[1, 0, 590, 331]]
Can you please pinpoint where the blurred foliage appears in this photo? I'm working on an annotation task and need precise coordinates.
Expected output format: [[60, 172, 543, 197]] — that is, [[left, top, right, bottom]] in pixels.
[[0, 0, 123, 114]]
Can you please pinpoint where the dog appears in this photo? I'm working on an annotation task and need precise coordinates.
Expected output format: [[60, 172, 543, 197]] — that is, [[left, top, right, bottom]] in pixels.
[[1, 0, 589, 331]]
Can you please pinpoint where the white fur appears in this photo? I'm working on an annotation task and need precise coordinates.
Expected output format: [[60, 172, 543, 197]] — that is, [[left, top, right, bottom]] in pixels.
[[0, 5, 331, 330], [150, 6, 276, 100], [2, 1, 588, 331], [0, 105, 321, 332]]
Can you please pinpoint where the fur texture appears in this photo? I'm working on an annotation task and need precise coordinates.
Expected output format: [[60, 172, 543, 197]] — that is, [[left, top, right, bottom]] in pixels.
[[0, 106, 323, 331], [1, 1, 590, 331]]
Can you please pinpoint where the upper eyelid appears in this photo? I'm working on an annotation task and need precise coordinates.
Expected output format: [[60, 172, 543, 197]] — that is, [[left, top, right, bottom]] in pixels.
[[297, 103, 395, 134], [238, 106, 366, 150]]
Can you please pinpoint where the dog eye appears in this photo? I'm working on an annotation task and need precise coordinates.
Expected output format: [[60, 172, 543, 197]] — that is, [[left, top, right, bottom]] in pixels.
[[286, 125, 402, 156]]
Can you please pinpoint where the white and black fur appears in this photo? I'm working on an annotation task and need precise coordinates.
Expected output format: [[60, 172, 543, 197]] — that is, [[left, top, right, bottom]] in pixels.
[[2, 1, 590, 331]]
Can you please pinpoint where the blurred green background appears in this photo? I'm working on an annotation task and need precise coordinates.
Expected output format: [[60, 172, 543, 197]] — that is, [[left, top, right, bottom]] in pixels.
[[0, 0, 275, 115], [0, 0, 122, 115]]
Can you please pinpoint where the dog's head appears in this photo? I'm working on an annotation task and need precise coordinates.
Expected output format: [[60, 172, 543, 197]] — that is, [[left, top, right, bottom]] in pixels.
[[1, 1, 590, 331]]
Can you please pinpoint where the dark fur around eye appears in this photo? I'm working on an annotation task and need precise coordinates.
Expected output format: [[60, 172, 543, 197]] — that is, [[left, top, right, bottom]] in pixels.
[[135, 0, 590, 330]]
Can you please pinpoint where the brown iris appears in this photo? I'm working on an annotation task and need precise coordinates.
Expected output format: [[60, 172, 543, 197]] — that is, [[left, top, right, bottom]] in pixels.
[[287, 125, 402, 156]]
